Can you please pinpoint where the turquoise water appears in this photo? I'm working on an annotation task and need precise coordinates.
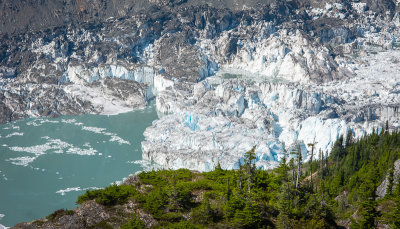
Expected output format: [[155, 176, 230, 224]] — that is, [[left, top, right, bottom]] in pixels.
[[0, 104, 158, 226]]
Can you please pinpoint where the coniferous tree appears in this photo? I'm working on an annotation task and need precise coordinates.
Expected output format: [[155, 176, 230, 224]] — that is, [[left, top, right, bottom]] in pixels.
[[225, 177, 232, 201], [277, 183, 292, 229], [192, 197, 216, 224], [385, 120, 389, 134], [278, 153, 288, 181], [215, 161, 223, 171], [319, 149, 322, 170], [289, 158, 296, 186], [172, 172, 179, 210], [355, 200, 379, 229], [391, 181, 400, 228], [345, 130, 353, 147], [307, 138, 317, 189], [244, 146, 256, 198], [324, 151, 328, 168], [297, 144, 302, 190], [387, 166, 394, 196]]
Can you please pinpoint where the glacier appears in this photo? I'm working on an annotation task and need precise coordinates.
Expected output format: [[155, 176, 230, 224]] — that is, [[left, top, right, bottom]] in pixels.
[[0, 0, 400, 172], [142, 29, 400, 172], [142, 67, 390, 171]]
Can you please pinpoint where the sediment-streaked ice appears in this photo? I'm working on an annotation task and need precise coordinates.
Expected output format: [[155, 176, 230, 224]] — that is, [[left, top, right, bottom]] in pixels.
[[142, 49, 400, 172]]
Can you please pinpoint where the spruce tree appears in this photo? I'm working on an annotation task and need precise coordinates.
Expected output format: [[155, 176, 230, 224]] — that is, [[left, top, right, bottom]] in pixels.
[[295, 144, 302, 190], [390, 179, 400, 228], [307, 138, 317, 189], [385, 120, 389, 133], [345, 129, 353, 147], [244, 146, 256, 197], [277, 183, 292, 229], [387, 166, 394, 196]]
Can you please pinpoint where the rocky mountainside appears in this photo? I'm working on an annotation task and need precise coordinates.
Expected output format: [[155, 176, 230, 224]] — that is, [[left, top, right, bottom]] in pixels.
[[0, 0, 400, 171]]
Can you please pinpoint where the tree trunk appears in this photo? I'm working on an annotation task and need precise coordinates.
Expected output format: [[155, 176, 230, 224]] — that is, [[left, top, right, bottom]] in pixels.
[[310, 144, 314, 189]]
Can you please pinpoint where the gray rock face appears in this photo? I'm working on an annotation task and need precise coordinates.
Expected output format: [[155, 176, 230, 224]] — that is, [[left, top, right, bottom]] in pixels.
[[376, 159, 400, 199], [75, 201, 110, 227], [0, 0, 153, 35]]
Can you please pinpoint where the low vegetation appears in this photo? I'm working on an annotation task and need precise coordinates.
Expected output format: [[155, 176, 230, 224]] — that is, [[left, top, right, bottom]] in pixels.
[[73, 126, 400, 228]]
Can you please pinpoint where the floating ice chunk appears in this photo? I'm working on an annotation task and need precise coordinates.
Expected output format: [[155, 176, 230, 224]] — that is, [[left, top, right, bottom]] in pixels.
[[0, 170, 7, 181], [82, 126, 107, 134], [9, 138, 72, 156], [56, 187, 100, 196], [66, 147, 97, 156], [26, 119, 59, 126], [56, 187, 81, 196], [0, 222, 8, 229], [6, 156, 37, 167], [109, 135, 130, 145], [83, 142, 91, 147], [5, 132, 24, 138], [61, 119, 77, 124]]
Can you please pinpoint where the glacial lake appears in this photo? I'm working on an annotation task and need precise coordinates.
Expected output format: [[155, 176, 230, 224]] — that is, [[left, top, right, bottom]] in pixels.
[[0, 103, 158, 227]]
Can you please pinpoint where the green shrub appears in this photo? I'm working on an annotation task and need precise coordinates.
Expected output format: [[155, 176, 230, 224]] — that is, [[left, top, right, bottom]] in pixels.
[[121, 215, 145, 229], [143, 188, 169, 218], [224, 195, 245, 219], [138, 170, 168, 186], [87, 221, 113, 229], [191, 198, 219, 224], [77, 184, 141, 206], [46, 209, 74, 221], [159, 212, 183, 222], [174, 183, 195, 209], [183, 179, 214, 191], [165, 221, 205, 229], [231, 202, 264, 229], [164, 169, 193, 181], [138, 169, 193, 186]]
